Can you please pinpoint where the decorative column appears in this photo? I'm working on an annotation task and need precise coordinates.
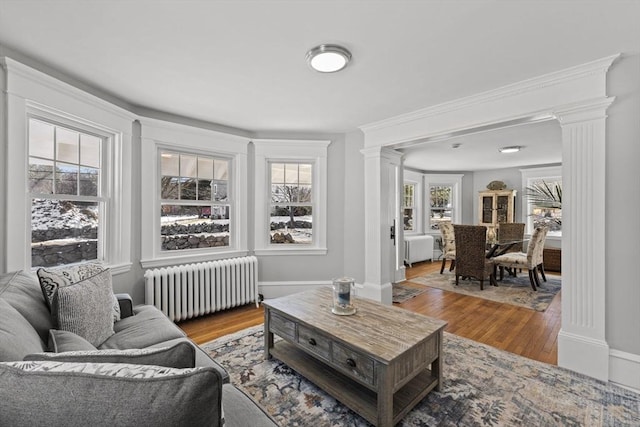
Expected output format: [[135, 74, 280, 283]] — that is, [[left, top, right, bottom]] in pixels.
[[359, 147, 403, 304], [556, 98, 614, 381]]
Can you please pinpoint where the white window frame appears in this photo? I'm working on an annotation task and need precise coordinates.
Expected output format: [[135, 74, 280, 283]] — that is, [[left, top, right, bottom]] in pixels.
[[403, 169, 423, 234], [520, 166, 562, 241], [253, 139, 330, 256], [2, 57, 133, 274], [423, 174, 463, 234], [139, 118, 249, 268]]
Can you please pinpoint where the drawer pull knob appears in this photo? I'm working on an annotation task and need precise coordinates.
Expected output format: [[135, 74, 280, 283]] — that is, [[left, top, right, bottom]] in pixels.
[[346, 358, 356, 368], [308, 338, 317, 346]]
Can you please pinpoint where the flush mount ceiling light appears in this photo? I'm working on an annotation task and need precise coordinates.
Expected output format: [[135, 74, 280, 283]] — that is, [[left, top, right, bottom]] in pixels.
[[306, 44, 352, 73], [499, 146, 522, 153]]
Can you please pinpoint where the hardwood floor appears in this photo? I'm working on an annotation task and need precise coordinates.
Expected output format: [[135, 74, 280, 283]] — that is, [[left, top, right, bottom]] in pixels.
[[178, 260, 561, 365]]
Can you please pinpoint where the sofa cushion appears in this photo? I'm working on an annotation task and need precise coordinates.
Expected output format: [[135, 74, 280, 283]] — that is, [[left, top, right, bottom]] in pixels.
[[25, 342, 196, 369], [0, 270, 54, 343], [52, 269, 115, 347], [48, 329, 97, 352], [0, 361, 223, 427], [147, 337, 229, 382], [37, 262, 121, 322], [100, 305, 186, 350], [0, 299, 46, 362]]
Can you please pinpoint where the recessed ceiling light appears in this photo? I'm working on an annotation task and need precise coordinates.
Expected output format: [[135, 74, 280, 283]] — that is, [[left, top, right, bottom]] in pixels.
[[306, 44, 351, 73], [499, 146, 522, 153]]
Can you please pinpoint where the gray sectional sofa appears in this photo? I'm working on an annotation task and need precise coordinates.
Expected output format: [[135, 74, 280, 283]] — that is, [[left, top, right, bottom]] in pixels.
[[0, 270, 277, 427]]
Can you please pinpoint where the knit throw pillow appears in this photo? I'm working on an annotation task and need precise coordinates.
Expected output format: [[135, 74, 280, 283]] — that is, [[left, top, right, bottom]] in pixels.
[[51, 269, 115, 347]]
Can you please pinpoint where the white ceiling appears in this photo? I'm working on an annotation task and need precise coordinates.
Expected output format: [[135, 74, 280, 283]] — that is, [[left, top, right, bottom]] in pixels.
[[0, 0, 636, 169], [401, 119, 562, 171]]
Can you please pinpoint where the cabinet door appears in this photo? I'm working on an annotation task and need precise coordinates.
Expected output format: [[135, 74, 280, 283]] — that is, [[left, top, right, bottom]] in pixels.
[[496, 195, 510, 223], [481, 196, 494, 224]]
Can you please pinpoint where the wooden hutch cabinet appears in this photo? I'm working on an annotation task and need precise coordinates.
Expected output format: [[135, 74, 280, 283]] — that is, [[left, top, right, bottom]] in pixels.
[[478, 189, 517, 227]]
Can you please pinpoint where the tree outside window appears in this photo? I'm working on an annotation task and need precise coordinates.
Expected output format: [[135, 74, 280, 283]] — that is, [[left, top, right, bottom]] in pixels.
[[269, 163, 313, 244], [159, 150, 231, 251]]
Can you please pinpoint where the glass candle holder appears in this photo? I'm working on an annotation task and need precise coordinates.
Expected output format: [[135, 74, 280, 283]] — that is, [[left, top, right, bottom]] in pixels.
[[331, 277, 356, 315]]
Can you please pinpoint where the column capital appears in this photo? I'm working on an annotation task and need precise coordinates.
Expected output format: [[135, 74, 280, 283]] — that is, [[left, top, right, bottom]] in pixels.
[[554, 97, 615, 125]]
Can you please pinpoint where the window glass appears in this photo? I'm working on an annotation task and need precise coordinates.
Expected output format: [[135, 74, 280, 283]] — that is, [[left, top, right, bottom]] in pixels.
[[403, 184, 415, 231], [527, 177, 562, 236], [28, 118, 103, 268], [159, 150, 232, 251], [269, 162, 313, 244], [429, 185, 453, 230]]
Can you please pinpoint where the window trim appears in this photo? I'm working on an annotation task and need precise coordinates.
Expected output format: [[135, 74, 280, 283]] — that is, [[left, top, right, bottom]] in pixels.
[[2, 57, 133, 274], [423, 174, 463, 234], [253, 139, 330, 256], [520, 166, 562, 239], [139, 118, 249, 268]]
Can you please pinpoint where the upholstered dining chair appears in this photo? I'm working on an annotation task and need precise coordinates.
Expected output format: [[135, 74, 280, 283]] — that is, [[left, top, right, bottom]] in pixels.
[[491, 226, 549, 291], [452, 225, 497, 290], [439, 222, 456, 274]]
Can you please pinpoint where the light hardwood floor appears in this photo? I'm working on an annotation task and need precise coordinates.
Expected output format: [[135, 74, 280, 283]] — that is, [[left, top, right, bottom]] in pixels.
[[178, 260, 561, 365]]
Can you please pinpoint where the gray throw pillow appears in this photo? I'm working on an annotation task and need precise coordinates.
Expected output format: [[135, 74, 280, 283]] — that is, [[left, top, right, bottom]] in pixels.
[[51, 269, 115, 347], [25, 342, 196, 369], [37, 262, 121, 322], [48, 329, 97, 352], [0, 361, 222, 427]]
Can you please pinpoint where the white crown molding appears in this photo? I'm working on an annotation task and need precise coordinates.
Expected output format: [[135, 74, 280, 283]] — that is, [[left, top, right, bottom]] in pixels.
[[0, 56, 136, 122], [359, 53, 620, 135]]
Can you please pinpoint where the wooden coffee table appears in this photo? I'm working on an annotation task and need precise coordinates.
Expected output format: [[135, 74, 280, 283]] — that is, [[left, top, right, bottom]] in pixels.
[[263, 287, 447, 427]]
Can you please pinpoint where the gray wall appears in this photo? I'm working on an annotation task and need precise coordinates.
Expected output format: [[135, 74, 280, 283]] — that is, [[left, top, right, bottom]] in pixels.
[[343, 131, 366, 283], [255, 133, 347, 283], [605, 53, 640, 354]]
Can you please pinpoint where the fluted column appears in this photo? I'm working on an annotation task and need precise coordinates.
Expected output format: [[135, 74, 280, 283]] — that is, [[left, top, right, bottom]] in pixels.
[[359, 147, 403, 304], [556, 97, 614, 381]]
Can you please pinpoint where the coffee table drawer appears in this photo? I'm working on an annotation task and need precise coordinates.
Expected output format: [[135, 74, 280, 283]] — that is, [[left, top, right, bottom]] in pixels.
[[298, 325, 331, 360], [332, 342, 375, 386], [270, 312, 297, 340]]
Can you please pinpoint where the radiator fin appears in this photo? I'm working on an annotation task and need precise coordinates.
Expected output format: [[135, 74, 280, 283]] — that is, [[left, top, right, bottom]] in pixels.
[[144, 256, 259, 322]]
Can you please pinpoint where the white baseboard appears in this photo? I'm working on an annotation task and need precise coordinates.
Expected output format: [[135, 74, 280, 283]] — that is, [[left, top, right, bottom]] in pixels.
[[609, 349, 640, 393], [558, 330, 610, 381]]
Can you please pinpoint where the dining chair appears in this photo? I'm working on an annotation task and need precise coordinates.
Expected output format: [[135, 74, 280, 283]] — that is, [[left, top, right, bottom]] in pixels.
[[452, 224, 497, 290], [497, 222, 526, 277], [491, 226, 549, 291], [497, 222, 526, 253], [439, 222, 456, 274]]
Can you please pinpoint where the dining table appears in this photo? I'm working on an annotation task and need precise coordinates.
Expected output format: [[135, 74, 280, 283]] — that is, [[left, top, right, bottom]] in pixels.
[[485, 239, 529, 259]]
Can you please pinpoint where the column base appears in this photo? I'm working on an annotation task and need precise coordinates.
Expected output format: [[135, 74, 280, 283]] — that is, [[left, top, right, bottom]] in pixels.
[[558, 329, 609, 381]]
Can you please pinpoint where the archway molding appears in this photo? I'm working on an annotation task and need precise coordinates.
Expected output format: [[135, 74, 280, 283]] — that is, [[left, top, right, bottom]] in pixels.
[[359, 54, 620, 381]]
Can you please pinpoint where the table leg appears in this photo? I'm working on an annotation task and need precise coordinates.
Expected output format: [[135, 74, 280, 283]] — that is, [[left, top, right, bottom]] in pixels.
[[264, 309, 273, 360], [433, 330, 443, 391], [376, 365, 394, 427]]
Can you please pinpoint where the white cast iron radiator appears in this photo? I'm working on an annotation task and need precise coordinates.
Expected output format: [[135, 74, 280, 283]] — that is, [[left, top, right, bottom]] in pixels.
[[144, 256, 259, 322]]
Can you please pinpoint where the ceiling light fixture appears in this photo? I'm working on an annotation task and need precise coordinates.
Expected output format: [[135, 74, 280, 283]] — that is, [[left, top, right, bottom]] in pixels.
[[499, 146, 522, 153], [306, 44, 352, 73]]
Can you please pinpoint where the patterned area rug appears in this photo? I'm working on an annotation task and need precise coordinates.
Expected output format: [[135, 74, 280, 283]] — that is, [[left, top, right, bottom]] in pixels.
[[392, 282, 427, 303], [202, 325, 639, 427], [408, 271, 561, 311]]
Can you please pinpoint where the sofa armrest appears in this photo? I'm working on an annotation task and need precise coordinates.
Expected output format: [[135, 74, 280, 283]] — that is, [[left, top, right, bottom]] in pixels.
[[115, 293, 134, 319]]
